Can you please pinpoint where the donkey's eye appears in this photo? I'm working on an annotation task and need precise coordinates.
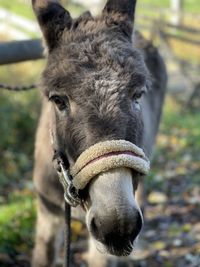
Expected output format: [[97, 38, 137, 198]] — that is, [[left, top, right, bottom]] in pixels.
[[130, 86, 147, 112], [135, 91, 144, 100], [133, 86, 147, 100], [49, 95, 69, 111]]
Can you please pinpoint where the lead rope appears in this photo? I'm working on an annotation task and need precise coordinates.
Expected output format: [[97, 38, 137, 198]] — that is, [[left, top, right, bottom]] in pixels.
[[64, 202, 71, 267], [53, 154, 79, 267]]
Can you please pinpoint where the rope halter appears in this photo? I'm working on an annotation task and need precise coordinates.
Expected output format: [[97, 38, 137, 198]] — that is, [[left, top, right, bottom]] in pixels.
[[57, 140, 150, 207]]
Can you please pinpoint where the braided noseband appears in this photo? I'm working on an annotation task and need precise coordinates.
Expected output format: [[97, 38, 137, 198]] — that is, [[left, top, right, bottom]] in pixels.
[[57, 140, 150, 207], [71, 140, 150, 190]]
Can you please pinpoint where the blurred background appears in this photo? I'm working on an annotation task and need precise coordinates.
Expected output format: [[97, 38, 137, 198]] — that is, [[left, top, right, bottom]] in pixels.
[[0, 0, 199, 266]]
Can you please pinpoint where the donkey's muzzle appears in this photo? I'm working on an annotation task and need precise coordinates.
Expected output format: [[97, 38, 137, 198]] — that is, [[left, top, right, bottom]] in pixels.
[[89, 207, 143, 256]]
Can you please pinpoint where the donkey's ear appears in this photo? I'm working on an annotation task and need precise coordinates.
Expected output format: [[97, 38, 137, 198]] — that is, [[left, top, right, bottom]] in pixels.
[[32, 0, 72, 50], [103, 0, 137, 22]]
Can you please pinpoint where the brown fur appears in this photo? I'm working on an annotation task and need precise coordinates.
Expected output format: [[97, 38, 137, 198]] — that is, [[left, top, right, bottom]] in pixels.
[[32, 1, 167, 266]]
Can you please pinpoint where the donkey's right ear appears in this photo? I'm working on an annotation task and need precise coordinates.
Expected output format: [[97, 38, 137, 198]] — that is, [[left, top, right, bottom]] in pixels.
[[103, 0, 136, 22], [32, 0, 72, 51]]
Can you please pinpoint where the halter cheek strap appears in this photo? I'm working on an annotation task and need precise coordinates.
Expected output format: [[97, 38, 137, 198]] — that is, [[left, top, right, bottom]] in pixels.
[[57, 140, 150, 207]]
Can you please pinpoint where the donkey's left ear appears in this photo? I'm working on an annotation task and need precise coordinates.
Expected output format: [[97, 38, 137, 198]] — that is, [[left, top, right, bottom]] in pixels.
[[32, 0, 72, 51], [103, 0, 137, 22]]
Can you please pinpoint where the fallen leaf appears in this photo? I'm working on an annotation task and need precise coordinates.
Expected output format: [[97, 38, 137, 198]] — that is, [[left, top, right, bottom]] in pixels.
[[152, 241, 166, 250], [148, 191, 168, 204]]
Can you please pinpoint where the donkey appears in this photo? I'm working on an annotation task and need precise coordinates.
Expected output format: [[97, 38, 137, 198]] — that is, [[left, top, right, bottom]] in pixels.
[[32, 0, 167, 266]]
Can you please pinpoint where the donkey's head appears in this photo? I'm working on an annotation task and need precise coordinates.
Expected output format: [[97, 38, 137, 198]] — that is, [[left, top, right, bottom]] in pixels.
[[33, 0, 150, 256]]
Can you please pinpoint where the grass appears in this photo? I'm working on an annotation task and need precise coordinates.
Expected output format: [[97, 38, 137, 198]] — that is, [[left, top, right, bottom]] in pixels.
[[161, 97, 200, 153], [0, 0, 35, 20], [0, 192, 36, 255], [146, 97, 200, 194], [138, 0, 200, 13], [184, 0, 200, 13], [0, 0, 84, 20], [138, 0, 169, 9]]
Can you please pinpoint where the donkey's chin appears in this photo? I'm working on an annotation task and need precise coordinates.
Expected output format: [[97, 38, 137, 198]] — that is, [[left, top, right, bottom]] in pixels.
[[106, 243, 133, 257], [93, 237, 134, 257]]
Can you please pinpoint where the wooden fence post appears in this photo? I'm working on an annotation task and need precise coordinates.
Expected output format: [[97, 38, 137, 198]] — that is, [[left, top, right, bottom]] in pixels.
[[170, 0, 184, 25]]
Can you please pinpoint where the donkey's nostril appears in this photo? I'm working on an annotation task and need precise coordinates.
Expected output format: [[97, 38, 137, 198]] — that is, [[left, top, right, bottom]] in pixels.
[[130, 211, 143, 243], [89, 214, 108, 242], [90, 217, 101, 240]]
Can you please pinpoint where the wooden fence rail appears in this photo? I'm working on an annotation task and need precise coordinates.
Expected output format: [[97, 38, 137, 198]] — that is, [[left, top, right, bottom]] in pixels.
[[137, 14, 200, 46], [0, 17, 199, 65], [138, 15, 200, 34], [0, 39, 44, 65]]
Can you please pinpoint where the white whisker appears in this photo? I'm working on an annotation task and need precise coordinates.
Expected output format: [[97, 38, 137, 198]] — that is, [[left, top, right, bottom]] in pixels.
[[95, 239, 107, 254]]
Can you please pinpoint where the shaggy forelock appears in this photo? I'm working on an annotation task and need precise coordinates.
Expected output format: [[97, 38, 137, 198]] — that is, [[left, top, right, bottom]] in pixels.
[[42, 21, 149, 98]]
